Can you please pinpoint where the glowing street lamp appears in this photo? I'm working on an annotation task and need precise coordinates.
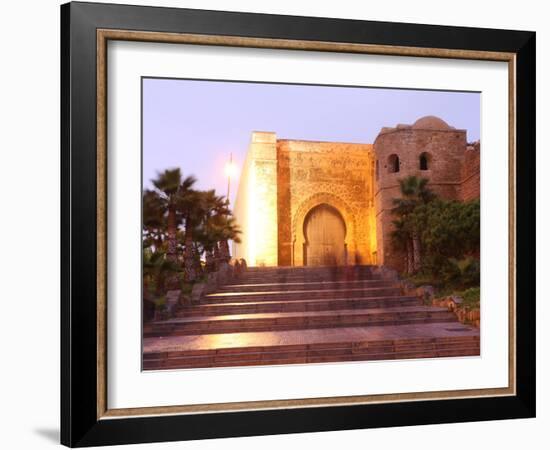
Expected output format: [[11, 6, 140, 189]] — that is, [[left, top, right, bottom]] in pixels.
[[224, 152, 238, 204]]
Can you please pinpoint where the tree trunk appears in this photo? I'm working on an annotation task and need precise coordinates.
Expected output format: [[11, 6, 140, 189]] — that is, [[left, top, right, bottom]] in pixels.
[[219, 240, 230, 263], [192, 243, 202, 277], [164, 206, 181, 289], [213, 242, 221, 268], [166, 205, 177, 262], [406, 239, 414, 275], [205, 249, 215, 273], [412, 230, 421, 272], [156, 271, 165, 296], [156, 228, 165, 251], [183, 229, 196, 282]]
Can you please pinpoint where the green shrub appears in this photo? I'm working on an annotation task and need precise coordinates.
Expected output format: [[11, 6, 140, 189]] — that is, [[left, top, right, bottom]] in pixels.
[[153, 295, 166, 311], [441, 257, 480, 289], [460, 287, 480, 311]]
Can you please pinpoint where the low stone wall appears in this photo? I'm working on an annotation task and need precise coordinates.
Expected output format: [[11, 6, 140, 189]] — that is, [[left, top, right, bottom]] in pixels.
[[400, 281, 434, 303], [401, 282, 480, 328], [432, 296, 480, 327], [152, 259, 249, 320], [190, 258, 247, 304]]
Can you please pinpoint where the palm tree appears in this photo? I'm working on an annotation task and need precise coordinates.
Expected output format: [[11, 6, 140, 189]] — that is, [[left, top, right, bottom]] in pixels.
[[192, 191, 242, 270], [195, 190, 226, 272], [143, 249, 181, 295], [145, 168, 242, 286], [392, 176, 435, 272], [177, 188, 205, 282], [391, 218, 414, 274], [150, 169, 197, 262], [217, 214, 241, 264], [148, 169, 197, 289], [143, 189, 166, 250], [194, 191, 241, 272]]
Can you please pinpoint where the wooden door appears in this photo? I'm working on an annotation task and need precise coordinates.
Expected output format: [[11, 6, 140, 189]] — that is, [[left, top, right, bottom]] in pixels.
[[304, 204, 346, 266]]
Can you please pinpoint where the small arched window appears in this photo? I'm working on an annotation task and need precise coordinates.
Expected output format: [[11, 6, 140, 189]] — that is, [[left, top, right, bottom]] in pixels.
[[387, 154, 400, 173], [419, 152, 431, 170]]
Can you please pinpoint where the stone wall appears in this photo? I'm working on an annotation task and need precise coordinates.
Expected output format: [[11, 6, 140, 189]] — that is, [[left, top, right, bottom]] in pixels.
[[277, 140, 377, 266], [234, 116, 479, 271], [461, 141, 481, 201], [232, 132, 279, 266]]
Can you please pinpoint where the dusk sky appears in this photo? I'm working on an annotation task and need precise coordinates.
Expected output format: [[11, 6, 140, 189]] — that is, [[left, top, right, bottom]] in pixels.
[[142, 78, 480, 205]]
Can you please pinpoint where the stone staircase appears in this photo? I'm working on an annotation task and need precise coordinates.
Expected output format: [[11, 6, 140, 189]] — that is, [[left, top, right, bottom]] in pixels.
[[143, 266, 480, 370]]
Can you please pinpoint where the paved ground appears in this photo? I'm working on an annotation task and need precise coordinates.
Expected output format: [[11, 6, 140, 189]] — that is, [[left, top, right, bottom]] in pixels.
[[143, 322, 479, 354]]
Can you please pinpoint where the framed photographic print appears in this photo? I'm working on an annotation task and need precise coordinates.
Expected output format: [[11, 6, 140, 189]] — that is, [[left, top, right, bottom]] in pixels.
[[61, 1, 536, 447]]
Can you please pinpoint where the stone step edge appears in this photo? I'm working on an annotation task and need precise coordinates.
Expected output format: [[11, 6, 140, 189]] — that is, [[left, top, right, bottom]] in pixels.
[[206, 286, 402, 299], [143, 346, 480, 369], [144, 335, 480, 359], [145, 315, 457, 333], [178, 296, 420, 316], [143, 318, 459, 337], [243, 265, 377, 271], [147, 312, 454, 334], [200, 290, 404, 304], [151, 306, 451, 326], [222, 279, 391, 289], [143, 317, 459, 337], [178, 303, 422, 318], [236, 276, 383, 282]]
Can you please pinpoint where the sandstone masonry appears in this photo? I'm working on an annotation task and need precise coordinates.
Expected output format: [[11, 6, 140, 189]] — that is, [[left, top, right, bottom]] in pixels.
[[233, 116, 480, 270]]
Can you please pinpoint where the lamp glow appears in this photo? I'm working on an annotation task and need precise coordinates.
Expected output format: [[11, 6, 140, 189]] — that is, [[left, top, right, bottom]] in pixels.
[[224, 161, 238, 178]]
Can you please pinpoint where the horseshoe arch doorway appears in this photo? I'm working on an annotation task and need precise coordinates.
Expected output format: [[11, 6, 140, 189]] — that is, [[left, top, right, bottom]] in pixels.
[[303, 204, 347, 266]]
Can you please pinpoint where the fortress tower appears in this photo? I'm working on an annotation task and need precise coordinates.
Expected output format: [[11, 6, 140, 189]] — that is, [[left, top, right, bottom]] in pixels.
[[373, 115, 479, 271]]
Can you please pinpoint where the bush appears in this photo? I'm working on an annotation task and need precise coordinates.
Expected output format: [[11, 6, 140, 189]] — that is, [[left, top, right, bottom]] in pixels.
[[143, 298, 156, 322], [441, 257, 480, 289], [413, 199, 480, 262], [461, 287, 480, 311], [153, 295, 166, 309], [390, 179, 480, 295]]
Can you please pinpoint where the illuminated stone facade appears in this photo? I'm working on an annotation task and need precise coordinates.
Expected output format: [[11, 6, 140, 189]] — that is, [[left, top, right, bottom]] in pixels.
[[233, 116, 480, 269], [232, 132, 279, 267]]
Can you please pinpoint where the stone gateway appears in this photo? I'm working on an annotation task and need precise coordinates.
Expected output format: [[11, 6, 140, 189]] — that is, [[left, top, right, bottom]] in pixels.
[[233, 116, 480, 271]]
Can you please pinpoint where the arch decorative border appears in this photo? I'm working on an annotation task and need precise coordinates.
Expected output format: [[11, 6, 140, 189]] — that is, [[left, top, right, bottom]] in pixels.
[[292, 193, 358, 265]]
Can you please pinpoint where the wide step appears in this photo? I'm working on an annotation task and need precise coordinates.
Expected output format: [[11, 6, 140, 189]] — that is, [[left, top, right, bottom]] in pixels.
[[178, 295, 420, 317], [238, 273, 381, 283], [144, 307, 456, 337], [220, 279, 393, 293], [237, 265, 383, 284], [143, 334, 480, 370], [203, 286, 403, 303], [143, 265, 480, 370]]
